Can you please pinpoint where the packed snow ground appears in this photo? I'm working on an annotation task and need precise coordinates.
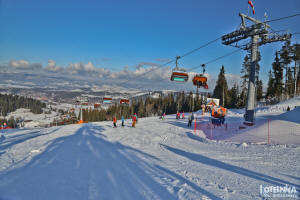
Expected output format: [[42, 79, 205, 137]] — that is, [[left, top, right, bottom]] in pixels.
[[0, 113, 299, 199]]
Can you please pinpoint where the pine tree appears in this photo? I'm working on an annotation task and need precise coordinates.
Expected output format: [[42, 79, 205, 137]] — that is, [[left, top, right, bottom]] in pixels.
[[291, 43, 300, 96], [241, 55, 250, 94], [266, 70, 275, 98], [213, 65, 229, 107], [187, 92, 194, 112], [256, 80, 263, 101], [237, 89, 246, 108], [194, 91, 202, 111], [286, 67, 294, 97], [280, 40, 293, 99], [240, 55, 251, 107], [272, 51, 284, 99], [228, 83, 239, 108]]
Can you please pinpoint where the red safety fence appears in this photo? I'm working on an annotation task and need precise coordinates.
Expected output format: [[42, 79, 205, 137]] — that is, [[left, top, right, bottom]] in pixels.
[[192, 117, 300, 145]]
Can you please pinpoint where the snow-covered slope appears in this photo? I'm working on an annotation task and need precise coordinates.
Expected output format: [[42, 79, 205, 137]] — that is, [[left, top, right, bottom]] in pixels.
[[5, 108, 59, 127], [276, 95, 300, 108], [0, 115, 299, 200]]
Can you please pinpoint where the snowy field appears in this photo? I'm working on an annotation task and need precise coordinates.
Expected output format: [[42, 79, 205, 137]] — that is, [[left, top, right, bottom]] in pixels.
[[4, 108, 59, 128], [0, 111, 299, 199]]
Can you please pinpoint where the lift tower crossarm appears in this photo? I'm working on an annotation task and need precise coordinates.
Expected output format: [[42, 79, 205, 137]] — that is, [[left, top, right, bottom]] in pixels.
[[239, 13, 270, 30]]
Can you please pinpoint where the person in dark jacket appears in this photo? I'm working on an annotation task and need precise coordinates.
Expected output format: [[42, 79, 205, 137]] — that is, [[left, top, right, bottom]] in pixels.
[[121, 116, 125, 127], [187, 112, 194, 127]]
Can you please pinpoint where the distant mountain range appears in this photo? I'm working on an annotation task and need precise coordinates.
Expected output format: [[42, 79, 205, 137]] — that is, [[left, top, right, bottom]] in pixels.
[[0, 61, 240, 102]]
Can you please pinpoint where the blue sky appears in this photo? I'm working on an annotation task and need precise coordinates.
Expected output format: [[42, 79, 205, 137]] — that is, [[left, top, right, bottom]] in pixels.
[[0, 0, 299, 85]]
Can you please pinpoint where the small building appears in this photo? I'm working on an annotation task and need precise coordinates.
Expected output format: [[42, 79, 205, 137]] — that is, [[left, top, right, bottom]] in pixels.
[[205, 98, 220, 112], [206, 98, 220, 107]]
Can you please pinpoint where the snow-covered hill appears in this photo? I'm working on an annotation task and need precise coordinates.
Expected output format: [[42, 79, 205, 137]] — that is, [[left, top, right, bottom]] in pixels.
[[0, 113, 299, 199], [5, 108, 59, 128]]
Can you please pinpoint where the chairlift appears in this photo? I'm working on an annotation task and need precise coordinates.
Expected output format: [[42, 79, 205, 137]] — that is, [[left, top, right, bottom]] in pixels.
[[170, 56, 189, 82], [103, 97, 113, 104], [94, 103, 101, 109], [119, 97, 130, 105], [192, 64, 208, 89]]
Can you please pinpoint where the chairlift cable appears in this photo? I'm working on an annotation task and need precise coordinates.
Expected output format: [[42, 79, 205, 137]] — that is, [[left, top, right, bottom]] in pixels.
[[187, 48, 243, 72], [114, 13, 300, 96]]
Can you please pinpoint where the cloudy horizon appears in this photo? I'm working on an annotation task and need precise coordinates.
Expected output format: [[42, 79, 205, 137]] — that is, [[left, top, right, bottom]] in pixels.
[[0, 59, 241, 93]]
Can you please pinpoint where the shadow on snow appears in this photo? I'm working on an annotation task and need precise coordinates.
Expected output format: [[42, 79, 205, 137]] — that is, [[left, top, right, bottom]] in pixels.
[[0, 127, 61, 151], [161, 144, 299, 189], [0, 123, 221, 200]]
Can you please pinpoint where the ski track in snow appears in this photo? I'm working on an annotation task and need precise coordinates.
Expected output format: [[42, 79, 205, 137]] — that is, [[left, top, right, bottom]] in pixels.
[[0, 115, 299, 200]]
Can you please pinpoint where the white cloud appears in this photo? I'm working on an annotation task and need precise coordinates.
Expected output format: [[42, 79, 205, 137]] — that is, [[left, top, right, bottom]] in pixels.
[[9, 60, 42, 70], [1, 59, 242, 92], [225, 73, 241, 87], [109, 62, 172, 81], [45, 60, 63, 72], [66, 62, 97, 74]]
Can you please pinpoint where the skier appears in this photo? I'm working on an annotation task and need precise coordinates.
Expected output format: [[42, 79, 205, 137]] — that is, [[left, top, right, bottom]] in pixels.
[[132, 114, 137, 127], [176, 111, 180, 119], [121, 116, 125, 127], [134, 113, 138, 124], [187, 112, 194, 127], [113, 116, 117, 128], [161, 112, 166, 120], [182, 112, 185, 119]]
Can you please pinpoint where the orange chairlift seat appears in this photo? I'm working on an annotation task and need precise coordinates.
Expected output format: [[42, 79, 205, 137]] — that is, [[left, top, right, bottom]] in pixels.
[[170, 56, 189, 82], [120, 98, 129, 105], [192, 64, 208, 89], [94, 103, 101, 109]]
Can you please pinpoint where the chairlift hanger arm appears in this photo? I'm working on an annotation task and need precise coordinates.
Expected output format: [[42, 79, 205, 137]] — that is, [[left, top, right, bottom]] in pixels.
[[175, 56, 181, 69], [201, 64, 206, 74]]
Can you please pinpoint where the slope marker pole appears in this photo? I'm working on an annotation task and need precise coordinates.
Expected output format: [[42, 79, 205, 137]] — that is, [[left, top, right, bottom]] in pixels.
[[194, 117, 197, 134], [268, 119, 270, 144], [210, 123, 213, 140]]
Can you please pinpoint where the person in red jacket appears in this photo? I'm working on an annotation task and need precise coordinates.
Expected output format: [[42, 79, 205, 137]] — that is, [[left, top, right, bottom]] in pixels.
[[182, 111, 185, 119], [176, 111, 180, 119], [132, 114, 137, 127], [113, 116, 117, 128]]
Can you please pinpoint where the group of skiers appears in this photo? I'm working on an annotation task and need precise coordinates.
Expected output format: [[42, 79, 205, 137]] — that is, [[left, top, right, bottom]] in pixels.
[[176, 111, 185, 119], [112, 113, 138, 128], [112, 111, 196, 128], [160, 112, 166, 120], [176, 111, 196, 127]]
